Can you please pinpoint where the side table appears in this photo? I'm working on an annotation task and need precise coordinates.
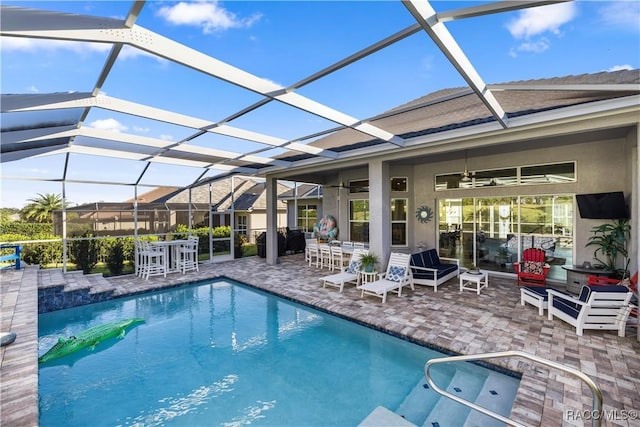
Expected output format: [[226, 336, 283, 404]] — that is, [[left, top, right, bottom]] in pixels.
[[459, 270, 488, 295], [359, 270, 379, 286]]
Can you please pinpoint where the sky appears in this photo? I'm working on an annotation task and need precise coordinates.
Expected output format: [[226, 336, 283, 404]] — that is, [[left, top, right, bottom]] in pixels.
[[1, 0, 639, 209]]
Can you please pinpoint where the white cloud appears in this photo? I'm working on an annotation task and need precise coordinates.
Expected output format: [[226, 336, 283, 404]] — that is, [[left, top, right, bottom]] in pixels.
[[598, 1, 640, 30], [0, 37, 111, 54], [0, 35, 161, 63], [608, 64, 634, 72], [88, 118, 128, 133], [156, 0, 262, 34], [28, 85, 39, 93], [511, 38, 551, 57], [133, 126, 150, 133], [507, 2, 577, 39], [159, 134, 174, 141]]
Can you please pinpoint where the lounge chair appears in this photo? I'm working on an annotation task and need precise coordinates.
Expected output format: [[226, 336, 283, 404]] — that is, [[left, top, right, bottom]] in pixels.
[[359, 252, 414, 303], [320, 249, 366, 292], [547, 285, 633, 337]]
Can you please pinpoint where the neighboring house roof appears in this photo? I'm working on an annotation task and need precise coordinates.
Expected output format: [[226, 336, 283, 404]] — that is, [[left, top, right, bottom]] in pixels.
[[124, 187, 181, 204], [136, 176, 288, 211], [279, 184, 323, 199], [273, 69, 640, 162]]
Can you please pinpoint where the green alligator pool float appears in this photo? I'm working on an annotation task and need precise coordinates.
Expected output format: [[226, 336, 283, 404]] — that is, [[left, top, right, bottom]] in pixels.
[[39, 318, 144, 363]]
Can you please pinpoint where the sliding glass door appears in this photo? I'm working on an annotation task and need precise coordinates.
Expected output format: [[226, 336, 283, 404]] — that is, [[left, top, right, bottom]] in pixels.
[[439, 195, 573, 279]]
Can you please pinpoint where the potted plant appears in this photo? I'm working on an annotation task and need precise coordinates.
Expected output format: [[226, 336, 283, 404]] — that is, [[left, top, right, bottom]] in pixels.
[[585, 219, 630, 277], [359, 252, 379, 273]]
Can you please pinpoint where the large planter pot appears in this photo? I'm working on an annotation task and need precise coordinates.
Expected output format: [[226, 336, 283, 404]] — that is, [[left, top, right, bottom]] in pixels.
[[363, 264, 374, 273]]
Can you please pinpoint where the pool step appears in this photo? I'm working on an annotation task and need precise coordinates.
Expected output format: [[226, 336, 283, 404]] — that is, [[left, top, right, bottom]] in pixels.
[[37, 269, 116, 313], [421, 370, 485, 427], [394, 369, 519, 427], [38, 268, 67, 288], [358, 406, 416, 427], [463, 372, 520, 427], [396, 369, 453, 425]]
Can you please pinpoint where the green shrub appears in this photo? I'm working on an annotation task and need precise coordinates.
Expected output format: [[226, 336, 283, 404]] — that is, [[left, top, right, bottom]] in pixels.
[[69, 233, 99, 274], [0, 220, 52, 235], [106, 239, 125, 276]]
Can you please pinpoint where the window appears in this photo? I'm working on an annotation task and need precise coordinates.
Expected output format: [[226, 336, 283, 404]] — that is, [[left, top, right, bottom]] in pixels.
[[237, 214, 247, 235], [521, 163, 575, 185], [391, 198, 407, 246], [435, 162, 576, 191], [296, 204, 317, 232], [349, 199, 369, 242], [348, 179, 369, 193], [391, 177, 407, 192]]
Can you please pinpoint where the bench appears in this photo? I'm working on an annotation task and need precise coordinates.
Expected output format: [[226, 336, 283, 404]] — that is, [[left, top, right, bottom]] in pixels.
[[409, 249, 459, 292], [0, 245, 22, 270]]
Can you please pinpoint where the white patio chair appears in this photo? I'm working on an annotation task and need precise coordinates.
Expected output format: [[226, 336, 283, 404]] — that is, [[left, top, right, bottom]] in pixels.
[[138, 241, 167, 280], [306, 241, 320, 267], [330, 245, 349, 271], [318, 244, 332, 270], [359, 252, 414, 303], [177, 236, 199, 274]]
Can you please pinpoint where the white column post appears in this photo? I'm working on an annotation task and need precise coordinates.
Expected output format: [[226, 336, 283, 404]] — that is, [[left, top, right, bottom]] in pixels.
[[368, 160, 391, 269], [266, 176, 279, 265]]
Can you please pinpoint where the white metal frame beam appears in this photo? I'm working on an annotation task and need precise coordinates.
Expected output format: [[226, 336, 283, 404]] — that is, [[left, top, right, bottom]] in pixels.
[[0, 6, 403, 150], [1, 92, 335, 160], [402, 0, 509, 128]]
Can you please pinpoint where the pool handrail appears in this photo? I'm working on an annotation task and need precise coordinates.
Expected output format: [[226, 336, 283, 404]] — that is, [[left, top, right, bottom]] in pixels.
[[424, 349, 603, 427]]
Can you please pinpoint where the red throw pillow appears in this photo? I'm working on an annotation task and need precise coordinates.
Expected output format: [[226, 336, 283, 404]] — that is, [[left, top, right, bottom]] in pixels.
[[523, 261, 544, 275]]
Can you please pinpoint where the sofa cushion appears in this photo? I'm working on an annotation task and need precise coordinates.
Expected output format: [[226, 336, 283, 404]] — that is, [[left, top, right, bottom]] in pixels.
[[552, 297, 581, 319], [588, 285, 631, 293], [410, 253, 425, 269], [423, 249, 440, 267], [552, 286, 591, 319], [578, 285, 592, 302], [523, 286, 549, 300], [412, 263, 457, 281]]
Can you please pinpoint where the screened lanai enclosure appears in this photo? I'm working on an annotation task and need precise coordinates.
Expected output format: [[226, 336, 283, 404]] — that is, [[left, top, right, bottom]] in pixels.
[[1, 1, 638, 277]]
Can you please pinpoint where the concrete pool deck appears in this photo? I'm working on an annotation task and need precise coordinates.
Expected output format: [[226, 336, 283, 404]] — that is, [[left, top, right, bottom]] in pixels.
[[2, 254, 639, 426]]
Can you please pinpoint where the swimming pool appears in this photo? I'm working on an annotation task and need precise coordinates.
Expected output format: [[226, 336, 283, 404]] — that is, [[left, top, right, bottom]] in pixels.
[[38, 278, 519, 426]]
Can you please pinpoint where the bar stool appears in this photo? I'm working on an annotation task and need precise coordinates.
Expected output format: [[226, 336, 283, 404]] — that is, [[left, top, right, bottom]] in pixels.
[[177, 236, 199, 274], [138, 241, 167, 280]]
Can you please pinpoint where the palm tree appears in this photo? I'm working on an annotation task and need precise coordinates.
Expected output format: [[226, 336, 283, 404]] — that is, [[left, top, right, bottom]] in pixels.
[[21, 193, 63, 223]]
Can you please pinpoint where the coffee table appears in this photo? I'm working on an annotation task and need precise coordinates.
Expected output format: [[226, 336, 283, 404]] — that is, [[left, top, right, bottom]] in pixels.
[[459, 270, 488, 294]]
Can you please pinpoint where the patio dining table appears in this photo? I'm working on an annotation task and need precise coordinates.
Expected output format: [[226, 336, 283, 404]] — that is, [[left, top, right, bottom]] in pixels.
[[148, 240, 191, 274]]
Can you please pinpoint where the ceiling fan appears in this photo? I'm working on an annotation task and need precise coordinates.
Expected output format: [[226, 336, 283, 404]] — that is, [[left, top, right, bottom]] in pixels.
[[323, 182, 370, 191], [461, 151, 474, 182]]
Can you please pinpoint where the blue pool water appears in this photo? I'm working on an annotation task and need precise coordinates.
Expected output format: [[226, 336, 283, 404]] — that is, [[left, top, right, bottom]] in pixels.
[[38, 279, 520, 426]]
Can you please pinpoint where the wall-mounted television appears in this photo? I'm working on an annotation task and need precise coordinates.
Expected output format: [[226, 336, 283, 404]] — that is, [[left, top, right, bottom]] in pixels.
[[576, 191, 628, 219]]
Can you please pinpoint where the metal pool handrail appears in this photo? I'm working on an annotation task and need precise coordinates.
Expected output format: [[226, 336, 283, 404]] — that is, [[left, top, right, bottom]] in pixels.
[[424, 350, 603, 427]]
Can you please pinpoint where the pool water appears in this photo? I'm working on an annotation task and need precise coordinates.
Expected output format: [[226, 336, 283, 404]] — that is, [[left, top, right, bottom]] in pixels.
[[38, 279, 519, 426]]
